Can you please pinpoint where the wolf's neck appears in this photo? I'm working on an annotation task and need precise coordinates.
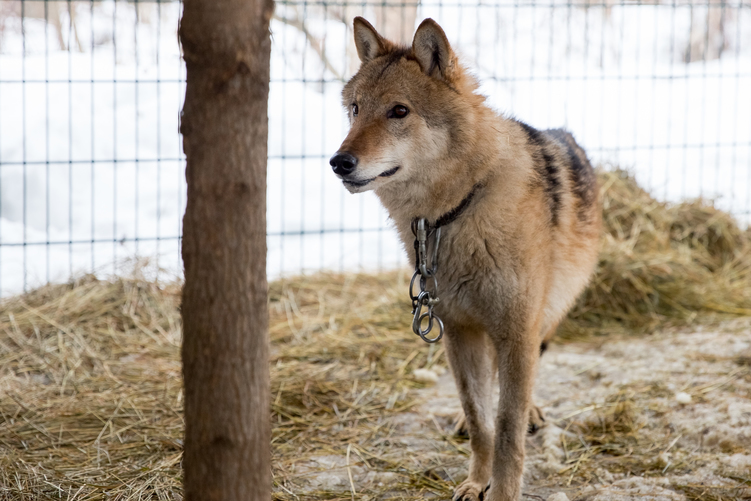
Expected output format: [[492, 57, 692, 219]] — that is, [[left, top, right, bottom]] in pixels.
[[375, 111, 506, 232], [375, 161, 485, 230]]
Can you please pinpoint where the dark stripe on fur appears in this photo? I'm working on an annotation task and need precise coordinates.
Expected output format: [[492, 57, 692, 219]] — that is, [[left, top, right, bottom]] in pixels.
[[517, 120, 562, 226], [540, 341, 548, 356], [547, 129, 597, 221]]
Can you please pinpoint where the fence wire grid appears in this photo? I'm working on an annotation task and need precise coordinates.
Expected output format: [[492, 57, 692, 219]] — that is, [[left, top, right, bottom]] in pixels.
[[1, 0, 750, 295]]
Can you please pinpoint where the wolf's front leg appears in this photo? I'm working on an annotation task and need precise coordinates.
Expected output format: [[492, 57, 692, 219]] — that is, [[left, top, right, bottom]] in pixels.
[[444, 323, 496, 501], [486, 324, 540, 501]]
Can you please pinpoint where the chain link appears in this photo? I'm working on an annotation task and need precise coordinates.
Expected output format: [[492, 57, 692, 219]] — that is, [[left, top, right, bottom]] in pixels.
[[409, 218, 444, 343]]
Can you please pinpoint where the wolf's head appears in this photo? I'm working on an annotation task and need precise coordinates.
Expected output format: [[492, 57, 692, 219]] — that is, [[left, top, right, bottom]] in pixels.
[[331, 18, 484, 195]]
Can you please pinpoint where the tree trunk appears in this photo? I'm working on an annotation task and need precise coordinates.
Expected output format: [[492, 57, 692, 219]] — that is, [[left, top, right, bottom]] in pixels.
[[375, 3, 418, 44], [179, 0, 273, 498]]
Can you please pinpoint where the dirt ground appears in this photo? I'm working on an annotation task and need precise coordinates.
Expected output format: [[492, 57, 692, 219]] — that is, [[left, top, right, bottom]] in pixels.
[[281, 319, 751, 500]]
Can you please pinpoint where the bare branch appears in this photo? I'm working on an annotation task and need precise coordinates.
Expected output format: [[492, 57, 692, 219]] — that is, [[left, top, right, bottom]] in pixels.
[[274, 13, 344, 82]]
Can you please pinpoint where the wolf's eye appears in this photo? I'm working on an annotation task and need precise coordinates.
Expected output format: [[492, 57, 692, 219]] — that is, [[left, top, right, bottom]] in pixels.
[[388, 105, 409, 119], [352, 104, 358, 117]]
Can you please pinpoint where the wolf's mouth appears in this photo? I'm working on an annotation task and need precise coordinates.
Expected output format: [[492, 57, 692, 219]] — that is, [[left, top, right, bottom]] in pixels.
[[343, 166, 400, 187], [378, 166, 400, 178], [343, 177, 373, 187]]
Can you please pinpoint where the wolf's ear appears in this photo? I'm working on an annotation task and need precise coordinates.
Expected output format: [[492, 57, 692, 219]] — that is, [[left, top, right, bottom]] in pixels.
[[412, 19, 455, 81], [353, 17, 390, 63]]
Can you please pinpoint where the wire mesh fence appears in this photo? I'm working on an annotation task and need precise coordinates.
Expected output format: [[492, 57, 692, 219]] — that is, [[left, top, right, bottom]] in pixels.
[[1, 0, 750, 295]]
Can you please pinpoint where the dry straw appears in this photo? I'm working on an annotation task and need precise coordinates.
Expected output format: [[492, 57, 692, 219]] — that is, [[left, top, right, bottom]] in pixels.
[[562, 168, 751, 338], [0, 169, 749, 499]]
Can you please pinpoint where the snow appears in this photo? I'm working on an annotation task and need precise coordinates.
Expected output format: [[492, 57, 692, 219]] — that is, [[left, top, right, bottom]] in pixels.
[[1, 0, 750, 295], [675, 391, 692, 404], [412, 368, 440, 384]]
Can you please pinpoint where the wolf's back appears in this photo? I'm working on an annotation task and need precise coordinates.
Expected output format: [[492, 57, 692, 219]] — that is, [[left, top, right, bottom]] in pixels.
[[544, 128, 598, 222], [515, 120, 599, 227]]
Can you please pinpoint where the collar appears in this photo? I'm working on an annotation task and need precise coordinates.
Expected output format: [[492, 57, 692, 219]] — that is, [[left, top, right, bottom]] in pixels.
[[414, 182, 483, 231]]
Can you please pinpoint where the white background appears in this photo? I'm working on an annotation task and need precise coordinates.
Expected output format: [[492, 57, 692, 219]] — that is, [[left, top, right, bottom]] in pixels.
[[1, 0, 749, 295]]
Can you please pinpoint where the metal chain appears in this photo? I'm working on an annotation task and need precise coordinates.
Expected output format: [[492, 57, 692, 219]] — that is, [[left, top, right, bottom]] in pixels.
[[409, 218, 444, 343]]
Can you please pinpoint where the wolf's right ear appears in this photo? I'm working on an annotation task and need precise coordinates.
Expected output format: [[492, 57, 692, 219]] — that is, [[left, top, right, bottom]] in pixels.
[[353, 17, 390, 63], [412, 19, 456, 82]]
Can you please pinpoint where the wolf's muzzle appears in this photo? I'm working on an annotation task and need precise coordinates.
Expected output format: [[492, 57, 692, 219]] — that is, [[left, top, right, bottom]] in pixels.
[[329, 152, 358, 176]]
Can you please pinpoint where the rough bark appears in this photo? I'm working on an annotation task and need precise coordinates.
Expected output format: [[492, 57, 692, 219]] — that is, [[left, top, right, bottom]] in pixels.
[[179, 0, 273, 498]]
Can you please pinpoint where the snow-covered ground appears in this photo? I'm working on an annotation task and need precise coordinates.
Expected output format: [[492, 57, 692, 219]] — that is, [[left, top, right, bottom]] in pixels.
[[1, 0, 750, 295]]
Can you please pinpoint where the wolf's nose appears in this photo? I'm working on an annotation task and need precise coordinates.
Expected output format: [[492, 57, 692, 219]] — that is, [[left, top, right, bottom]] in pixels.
[[330, 152, 358, 176]]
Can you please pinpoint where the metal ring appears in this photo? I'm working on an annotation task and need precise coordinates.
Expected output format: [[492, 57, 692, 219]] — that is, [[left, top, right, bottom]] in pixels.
[[419, 274, 439, 296], [409, 270, 421, 302], [431, 227, 442, 272], [414, 311, 432, 336], [417, 289, 432, 306], [411, 271, 438, 301], [416, 312, 444, 343], [412, 301, 425, 335]]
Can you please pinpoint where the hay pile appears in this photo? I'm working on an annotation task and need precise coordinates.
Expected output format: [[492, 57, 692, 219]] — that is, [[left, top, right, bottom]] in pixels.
[[0, 276, 184, 500], [0, 169, 750, 499], [0, 270, 450, 500], [562, 169, 751, 338]]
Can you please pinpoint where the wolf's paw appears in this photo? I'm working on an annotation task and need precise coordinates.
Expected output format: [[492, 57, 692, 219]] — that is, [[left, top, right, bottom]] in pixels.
[[453, 480, 490, 501], [453, 410, 469, 438], [528, 405, 546, 435]]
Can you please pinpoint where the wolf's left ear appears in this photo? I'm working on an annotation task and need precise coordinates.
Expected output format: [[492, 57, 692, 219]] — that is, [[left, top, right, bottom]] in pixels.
[[412, 19, 456, 82], [353, 17, 391, 63]]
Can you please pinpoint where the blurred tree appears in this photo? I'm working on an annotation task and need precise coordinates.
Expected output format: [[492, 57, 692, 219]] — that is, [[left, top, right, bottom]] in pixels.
[[374, 3, 419, 45], [685, 1, 731, 62], [274, 3, 419, 81], [1, 1, 82, 52], [179, 0, 272, 498]]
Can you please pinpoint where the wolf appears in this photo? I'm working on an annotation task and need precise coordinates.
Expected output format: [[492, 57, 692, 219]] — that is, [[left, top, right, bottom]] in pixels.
[[330, 17, 601, 501]]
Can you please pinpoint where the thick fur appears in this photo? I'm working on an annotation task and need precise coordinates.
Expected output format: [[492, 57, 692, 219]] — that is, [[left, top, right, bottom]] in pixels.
[[332, 17, 601, 501]]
